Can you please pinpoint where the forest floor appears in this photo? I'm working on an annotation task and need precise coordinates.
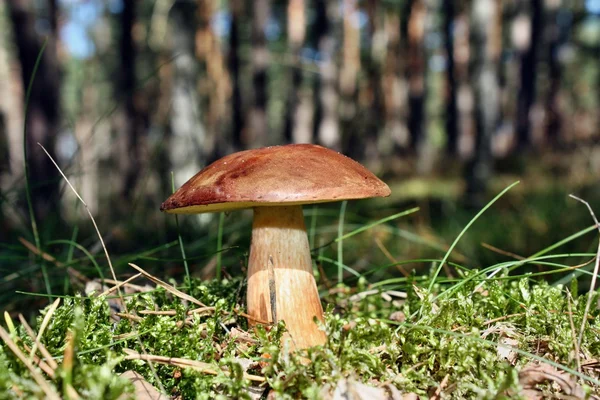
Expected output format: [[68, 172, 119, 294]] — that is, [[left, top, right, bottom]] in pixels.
[[2, 180, 600, 399], [1, 261, 599, 399]]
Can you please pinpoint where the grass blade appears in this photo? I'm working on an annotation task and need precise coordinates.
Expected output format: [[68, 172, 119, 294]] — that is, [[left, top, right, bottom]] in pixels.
[[424, 181, 520, 307], [337, 200, 347, 284], [216, 212, 225, 281], [171, 172, 190, 286]]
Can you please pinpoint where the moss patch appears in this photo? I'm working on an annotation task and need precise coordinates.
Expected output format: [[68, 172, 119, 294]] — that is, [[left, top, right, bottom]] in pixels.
[[2, 271, 599, 399]]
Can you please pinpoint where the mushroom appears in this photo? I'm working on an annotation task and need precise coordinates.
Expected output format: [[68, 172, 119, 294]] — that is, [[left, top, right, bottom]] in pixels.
[[161, 144, 390, 349]]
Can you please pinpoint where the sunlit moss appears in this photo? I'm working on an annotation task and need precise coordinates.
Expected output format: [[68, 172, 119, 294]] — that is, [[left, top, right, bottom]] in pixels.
[[1, 274, 599, 398]]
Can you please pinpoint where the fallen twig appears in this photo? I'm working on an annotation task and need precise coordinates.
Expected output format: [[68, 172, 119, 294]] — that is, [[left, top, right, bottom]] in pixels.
[[122, 348, 266, 383]]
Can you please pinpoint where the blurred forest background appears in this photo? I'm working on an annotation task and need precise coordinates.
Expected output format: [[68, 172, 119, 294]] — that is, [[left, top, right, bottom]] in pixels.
[[1, 0, 600, 309]]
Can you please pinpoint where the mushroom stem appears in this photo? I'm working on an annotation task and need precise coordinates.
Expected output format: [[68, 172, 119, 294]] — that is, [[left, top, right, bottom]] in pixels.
[[247, 205, 326, 349]]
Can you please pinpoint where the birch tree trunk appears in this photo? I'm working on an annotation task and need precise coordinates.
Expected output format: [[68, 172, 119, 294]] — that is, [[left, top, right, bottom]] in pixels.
[[284, 0, 309, 144], [454, 10, 476, 160], [168, 1, 204, 187], [315, 0, 341, 150], [0, 2, 23, 188]]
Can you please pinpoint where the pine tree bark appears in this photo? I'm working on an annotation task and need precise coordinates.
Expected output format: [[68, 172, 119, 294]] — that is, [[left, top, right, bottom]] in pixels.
[[7, 0, 61, 221], [283, 0, 307, 144], [381, 6, 408, 152], [544, 1, 562, 145], [453, 10, 476, 160], [249, 0, 270, 147], [515, 0, 542, 148], [339, 0, 360, 156], [228, 0, 244, 151], [443, 0, 458, 155], [406, 0, 426, 151], [360, 0, 384, 162], [196, 0, 230, 161], [119, 0, 147, 201], [315, 0, 341, 150], [466, 0, 502, 205]]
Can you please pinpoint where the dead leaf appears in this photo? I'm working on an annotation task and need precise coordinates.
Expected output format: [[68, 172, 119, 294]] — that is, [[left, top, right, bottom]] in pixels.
[[320, 379, 416, 400], [497, 337, 519, 365], [389, 311, 406, 323], [430, 374, 449, 400], [518, 362, 587, 399], [481, 323, 520, 365], [244, 386, 267, 400], [120, 371, 167, 400], [235, 357, 259, 372], [582, 359, 600, 371], [229, 327, 258, 344]]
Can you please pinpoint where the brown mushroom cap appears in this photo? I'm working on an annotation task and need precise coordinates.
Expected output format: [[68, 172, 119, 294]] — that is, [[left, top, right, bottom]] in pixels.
[[161, 144, 390, 214]]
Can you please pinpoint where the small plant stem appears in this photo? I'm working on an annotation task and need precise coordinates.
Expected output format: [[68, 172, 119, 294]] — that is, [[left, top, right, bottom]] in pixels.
[[22, 39, 50, 297], [62, 330, 75, 398], [216, 212, 225, 281], [337, 200, 347, 284], [309, 205, 318, 249], [310, 205, 318, 275], [568, 194, 600, 351], [565, 290, 581, 372], [171, 172, 190, 285]]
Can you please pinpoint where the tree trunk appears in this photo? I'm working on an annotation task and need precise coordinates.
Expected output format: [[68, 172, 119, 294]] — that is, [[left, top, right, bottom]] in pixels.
[[0, 110, 6, 240], [359, 0, 384, 163], [7, 0, 61, 221], [544, 1, 563, 145], [169, 1, 204, 187], [196, 0, 230, 161], [248, 0, 270, 148], [228, 0, 244, 151], [515, 0, 542, 149], [466, 0, 502, 205], [453, 10, 476, 160], [0, 3, 23, 185], [67, 80, 99, 219], [315, 0, 341, 150], [283, 0, 307, 144], [118, 0, 147, 201], [339, 0, 360, 156], [406, 0, 426, 151], [381, 6, 409, 153], [443, 0, 458, 155]]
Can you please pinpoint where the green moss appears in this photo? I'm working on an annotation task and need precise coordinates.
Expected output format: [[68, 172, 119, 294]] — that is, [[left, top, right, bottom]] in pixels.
[[1, 273, 599, 398]]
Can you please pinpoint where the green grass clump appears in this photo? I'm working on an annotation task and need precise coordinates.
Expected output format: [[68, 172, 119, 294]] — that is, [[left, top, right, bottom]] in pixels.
[[1, 271, 599, 398]]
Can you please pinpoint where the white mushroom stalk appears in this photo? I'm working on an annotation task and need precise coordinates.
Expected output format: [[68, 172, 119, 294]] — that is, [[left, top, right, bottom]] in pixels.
[[247, 205, 325, 349]]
